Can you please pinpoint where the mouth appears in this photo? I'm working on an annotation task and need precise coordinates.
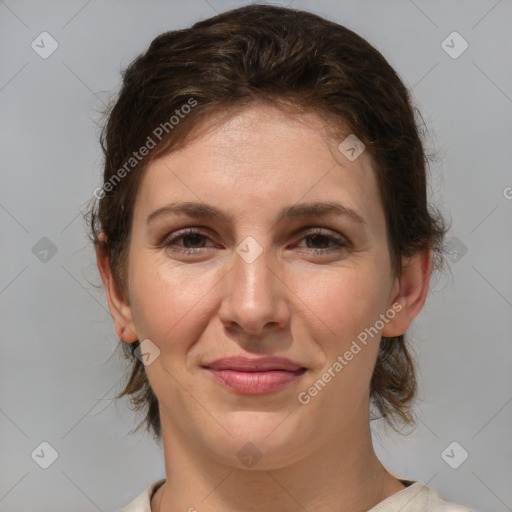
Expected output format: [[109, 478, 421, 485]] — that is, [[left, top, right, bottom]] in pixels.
[[202, 356, 307, 395]]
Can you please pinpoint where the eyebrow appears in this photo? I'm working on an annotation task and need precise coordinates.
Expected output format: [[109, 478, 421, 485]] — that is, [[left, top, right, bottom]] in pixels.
[[146, 200, 368, 227]]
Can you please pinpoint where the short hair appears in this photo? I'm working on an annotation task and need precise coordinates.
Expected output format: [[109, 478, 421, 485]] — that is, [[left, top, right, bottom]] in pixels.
[[88, 4, 448, 440]]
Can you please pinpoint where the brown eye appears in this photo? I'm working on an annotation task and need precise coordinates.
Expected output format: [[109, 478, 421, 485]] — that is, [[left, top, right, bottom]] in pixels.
[[180, 233, 207, 248], [163, 229, 213, 254], [295, 229, 348, 255]]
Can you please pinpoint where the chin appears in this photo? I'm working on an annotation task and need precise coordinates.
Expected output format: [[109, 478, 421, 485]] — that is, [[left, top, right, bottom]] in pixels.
[[205, 412, 312, 470]]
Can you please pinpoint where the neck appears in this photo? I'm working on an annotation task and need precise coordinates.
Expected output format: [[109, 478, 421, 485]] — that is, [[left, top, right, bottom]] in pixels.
[[152, 413, 405, 512]]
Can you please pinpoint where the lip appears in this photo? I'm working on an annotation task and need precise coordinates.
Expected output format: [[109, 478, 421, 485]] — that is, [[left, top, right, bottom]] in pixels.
[[203, 356, 304, 372], [202, 356, 307, 395]]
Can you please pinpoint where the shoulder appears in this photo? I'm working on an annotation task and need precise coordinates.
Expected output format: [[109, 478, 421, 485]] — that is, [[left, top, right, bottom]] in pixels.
[[369, 480, 479, 512], [117, 479, 166, 512]]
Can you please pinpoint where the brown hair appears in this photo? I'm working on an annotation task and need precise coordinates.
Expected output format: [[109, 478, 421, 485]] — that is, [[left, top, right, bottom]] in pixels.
[[88, 4, 448, 440]]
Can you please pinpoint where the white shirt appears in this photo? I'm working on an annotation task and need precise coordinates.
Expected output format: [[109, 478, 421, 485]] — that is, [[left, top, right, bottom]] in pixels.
[[117, 479, 478, 511]]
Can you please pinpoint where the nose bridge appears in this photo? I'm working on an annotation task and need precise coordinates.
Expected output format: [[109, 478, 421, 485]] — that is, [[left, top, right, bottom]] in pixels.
[[219, 233, 288, 332], [232, 235, 277, 302]]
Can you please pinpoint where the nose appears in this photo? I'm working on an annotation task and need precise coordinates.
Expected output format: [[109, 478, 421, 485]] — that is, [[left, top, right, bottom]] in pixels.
[[217, 239, 291, 336]]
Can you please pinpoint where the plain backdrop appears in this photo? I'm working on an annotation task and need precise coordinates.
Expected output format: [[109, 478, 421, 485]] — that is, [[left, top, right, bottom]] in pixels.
[[1, 1, 511, 511]]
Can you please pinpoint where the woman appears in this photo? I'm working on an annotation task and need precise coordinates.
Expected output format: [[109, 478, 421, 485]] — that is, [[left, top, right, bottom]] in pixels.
[[89, 5, 477, 511]]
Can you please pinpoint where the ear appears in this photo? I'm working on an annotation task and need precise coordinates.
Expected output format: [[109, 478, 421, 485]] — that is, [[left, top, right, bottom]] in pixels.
[[382, 248, 433, 337], [96, 236, 138, 343]]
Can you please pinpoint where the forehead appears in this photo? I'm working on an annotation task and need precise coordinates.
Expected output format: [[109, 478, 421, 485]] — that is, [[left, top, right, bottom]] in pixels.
[[135, 104, 386, 236]]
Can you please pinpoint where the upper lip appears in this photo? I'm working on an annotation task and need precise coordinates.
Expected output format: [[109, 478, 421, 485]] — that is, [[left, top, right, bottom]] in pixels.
[[202, 356, 305, 372]]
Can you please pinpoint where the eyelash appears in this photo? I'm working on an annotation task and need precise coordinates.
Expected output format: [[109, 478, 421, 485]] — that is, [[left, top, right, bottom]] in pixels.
[[162, 228, 349, 256]]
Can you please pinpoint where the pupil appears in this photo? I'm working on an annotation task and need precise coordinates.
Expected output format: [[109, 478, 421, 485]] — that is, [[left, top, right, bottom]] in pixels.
[[309, 234, 327, 248], [186, 234, 203, 248]]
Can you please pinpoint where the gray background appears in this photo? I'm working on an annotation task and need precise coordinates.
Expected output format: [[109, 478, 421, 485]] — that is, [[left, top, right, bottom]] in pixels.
[[1, 0, 511, 510]]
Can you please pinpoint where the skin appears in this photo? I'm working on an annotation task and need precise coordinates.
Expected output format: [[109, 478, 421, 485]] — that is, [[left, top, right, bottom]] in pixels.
[[97, 103, 432, 512]]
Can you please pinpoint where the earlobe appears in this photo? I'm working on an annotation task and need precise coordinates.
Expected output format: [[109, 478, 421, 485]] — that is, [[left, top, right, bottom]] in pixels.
[[116, 325, 139, 344], [381, 249, 433, 338], [96, 237, 138, 343]]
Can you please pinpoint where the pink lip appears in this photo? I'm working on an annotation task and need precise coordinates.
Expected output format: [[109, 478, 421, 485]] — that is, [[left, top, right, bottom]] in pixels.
[[202, 356, 307, 395]]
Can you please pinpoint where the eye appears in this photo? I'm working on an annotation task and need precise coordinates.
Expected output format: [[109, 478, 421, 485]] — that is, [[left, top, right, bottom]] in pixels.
[[294, 229, 349, 255], [163, 228, 214, 254]]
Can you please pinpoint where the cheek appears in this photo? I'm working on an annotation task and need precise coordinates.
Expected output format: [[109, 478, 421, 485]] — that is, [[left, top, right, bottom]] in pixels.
[[295, 269, 387, 410], [293, 262, 391, 404], [294, 264, 389, 347], [128, 255, 196, 343], [128, 251, 225, 364]]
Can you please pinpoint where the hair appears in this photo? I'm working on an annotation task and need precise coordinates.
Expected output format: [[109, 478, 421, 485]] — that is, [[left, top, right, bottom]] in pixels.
[[87, 4, 448, 440]]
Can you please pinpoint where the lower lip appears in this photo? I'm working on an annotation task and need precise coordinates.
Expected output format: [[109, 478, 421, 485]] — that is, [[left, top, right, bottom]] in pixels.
[[205, 368, 306, 395]]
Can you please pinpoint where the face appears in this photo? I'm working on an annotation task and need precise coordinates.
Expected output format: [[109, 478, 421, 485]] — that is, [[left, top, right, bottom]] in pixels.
[[111, 103, 414, 468]]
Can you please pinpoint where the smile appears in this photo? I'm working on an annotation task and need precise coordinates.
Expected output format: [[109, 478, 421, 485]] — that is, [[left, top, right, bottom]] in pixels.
[[204, 368, 307, 395]]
